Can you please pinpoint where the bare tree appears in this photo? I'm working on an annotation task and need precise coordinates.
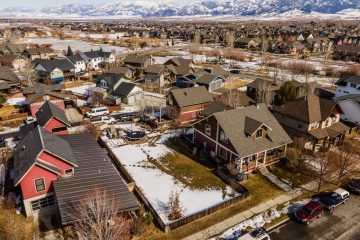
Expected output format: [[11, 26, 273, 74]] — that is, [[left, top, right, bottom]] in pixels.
[[22, 62, 39, 87], [333, 140, 360, 185], [167, 191, 184, 220], [72, 187, 132, 240], [311, 149, 336, 193], [256, 80, 272, 105]]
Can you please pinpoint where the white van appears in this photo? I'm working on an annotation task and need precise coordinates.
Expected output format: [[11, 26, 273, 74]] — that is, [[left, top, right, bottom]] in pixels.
[[86, 107, 109, 118]]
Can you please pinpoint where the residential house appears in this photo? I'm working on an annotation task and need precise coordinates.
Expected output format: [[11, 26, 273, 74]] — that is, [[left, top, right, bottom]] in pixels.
[[167, 86, 214, 124], [0, 42, 27, 55], [200, 101, 233, 118], [81, 50, 115, 70], [66, 55, 86, 75], [107, 66, 135, 79], [193, 104, 292, 173], [14, 127, 138, 221], [272, 94, 349, 151], [35, 101, 71, 134], [333, 45, 360, 62], [109, 82, 143, 106], [176, 73, 225, 92], [123, 54, 153, 70], [334, 94, 360, 126], [144, 64, 175, 88], [33, 59, 75, 83], [0, 54, 29, 72], [164, 57, 195, 68], [246, 78, 281, 105], [0, 66, 22, 92], [22, 48, 52, 61], [334, 75, 360, 99]]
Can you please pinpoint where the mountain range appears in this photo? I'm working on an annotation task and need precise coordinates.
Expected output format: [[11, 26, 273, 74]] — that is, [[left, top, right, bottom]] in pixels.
[[1, 0, 360, 18]]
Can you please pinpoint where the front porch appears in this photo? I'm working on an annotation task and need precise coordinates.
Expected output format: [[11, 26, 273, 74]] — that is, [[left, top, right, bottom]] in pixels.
[[237, 145, 287, 173]]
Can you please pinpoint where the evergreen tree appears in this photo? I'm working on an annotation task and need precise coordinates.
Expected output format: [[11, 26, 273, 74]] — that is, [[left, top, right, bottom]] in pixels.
[[67, 45, 74, 56], [274, 81, 299, 106]]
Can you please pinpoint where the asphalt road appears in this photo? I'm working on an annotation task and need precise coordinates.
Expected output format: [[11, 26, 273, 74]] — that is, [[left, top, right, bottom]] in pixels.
[[269, 195, 360, 240]]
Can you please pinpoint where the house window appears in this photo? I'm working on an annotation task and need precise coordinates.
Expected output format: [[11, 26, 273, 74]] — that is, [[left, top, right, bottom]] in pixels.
[[65, 168, 74, 174], [52, 126, 67, 133], [219, 130, 228, 143], [205, 124, 211, 136], [34, 178, 45, 192], [255, 129, 263, 139], [219, 147, 227, 159]]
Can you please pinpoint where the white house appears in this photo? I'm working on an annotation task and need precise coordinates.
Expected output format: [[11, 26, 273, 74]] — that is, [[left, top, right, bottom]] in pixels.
[[81, 50, 115, 70], [66, 55, 86, 74], [335, 75, 360, 99], [335, 94, 360, 126], [110, 82, 143, 106]]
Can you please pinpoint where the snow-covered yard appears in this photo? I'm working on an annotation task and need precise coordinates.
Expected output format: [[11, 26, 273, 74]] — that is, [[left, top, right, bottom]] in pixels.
[[108, 130, 240, 225]]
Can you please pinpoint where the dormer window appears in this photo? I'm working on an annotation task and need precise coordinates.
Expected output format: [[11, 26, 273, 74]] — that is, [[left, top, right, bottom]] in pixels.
[[255, 129, 263, 139], [65, 168, 74, 175]]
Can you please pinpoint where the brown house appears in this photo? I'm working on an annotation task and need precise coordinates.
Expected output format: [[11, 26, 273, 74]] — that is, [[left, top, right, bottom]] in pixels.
[[193, 104, 292, 173], [272, 94, 349, 151], [167, 86, 214, 124]]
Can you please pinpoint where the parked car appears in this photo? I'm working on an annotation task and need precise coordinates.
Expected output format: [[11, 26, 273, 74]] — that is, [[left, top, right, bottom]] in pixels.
[[317, 189, 349, 212], [239, 227, 270, 240], [294, 200, 324, 225], [347, 179, 360, 195], [86, 107, 109, 118], [24, 116, 35, 124], [91, 116, 116, 124]]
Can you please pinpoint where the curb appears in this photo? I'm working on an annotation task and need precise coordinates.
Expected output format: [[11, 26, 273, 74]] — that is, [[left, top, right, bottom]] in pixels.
[[266, 217, 290, 233]]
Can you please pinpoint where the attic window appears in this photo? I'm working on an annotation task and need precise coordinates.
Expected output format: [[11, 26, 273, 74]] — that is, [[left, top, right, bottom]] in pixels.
[[219, 131, 228, 143], [255, 129, 264, 139], [65, 168, 74, 175]]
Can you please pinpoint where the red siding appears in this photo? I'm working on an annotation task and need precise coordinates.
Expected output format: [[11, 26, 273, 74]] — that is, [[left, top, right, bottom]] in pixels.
[[30, 101, 65, 117], [43, 117, 68, 135], [19, 165, 58, 200], [38, 151, 73, 175], [194, 131, 216, 152]]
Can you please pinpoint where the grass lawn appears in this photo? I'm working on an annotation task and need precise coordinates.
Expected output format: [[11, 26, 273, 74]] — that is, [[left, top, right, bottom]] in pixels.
[[150, 150, 227, 191], [268, 162, 313, 187], [133, 174, 284, 240], [0, 105, 17, 118]]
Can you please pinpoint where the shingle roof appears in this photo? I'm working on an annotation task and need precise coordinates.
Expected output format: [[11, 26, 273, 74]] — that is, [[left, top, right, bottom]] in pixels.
[[66, 55, 84, 64], [201, 101, 233, 117], [165, 57, 193, 67], [83, 50, 111, 59], [171, 86, 214, 107], [33, 59, 74, 73], [14, 126, 77, 185], [23, 83, 65, 95], [96, 73, 124, 87], [272, 94, 338, 124], [212, 104, 292, 157], [124, 54, 151, 64], [25, 91, 75, 104], [36, 101, 71, 127], [53, 134, 139, 226], [247, 78, 281, 91], [0, 67, 21, 83], [112, 82, 137, 97], [335, 75, 360, 85], [107, 66, 133, 75], [145, 64, 164, 74]]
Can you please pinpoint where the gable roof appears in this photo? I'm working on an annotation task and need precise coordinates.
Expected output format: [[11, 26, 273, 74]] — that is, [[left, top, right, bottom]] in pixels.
[[112, 82, 138, 97], [210, 104, 292, 157], [26, 91, 75, 104], [335, 75, 360, 86], [171, 86, 214, 107], [0, 54, 27, 64], [96, 73, 124, 87], [145, 64, 165, 74], [201, 101, 233, 117], [165, 57, 193, 67], [36, 101, 71, 127], [272, 94, 339, 123], [247, 78, 281, 91], [33, 59, 74, 73], [124, 54, 151, 64], [194, 74, 223, 85], [0, 67, 21, 83], [66, 55, 85, 64], [82, 50, 111, 59], [14, 126, 77, 185], [23, 83, 65, 95], [107, 66, 133, 75]]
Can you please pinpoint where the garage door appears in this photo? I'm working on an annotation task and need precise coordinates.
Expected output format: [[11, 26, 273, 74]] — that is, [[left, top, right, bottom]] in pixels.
[[31, 195, 56, 212]]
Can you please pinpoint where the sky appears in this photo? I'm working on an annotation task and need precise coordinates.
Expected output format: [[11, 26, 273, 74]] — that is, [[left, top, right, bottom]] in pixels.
[[0, 0, 205, 8]]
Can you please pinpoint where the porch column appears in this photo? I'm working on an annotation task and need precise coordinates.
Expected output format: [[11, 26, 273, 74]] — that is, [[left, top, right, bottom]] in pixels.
[[264, 150, 267, 165]]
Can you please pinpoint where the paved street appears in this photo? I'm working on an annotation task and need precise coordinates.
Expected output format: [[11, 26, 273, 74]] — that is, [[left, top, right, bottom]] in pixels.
[[269, 195, 360, 240]]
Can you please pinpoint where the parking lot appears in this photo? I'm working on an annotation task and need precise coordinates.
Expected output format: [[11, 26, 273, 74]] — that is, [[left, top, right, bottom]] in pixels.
[[269, 195, 360, 240]]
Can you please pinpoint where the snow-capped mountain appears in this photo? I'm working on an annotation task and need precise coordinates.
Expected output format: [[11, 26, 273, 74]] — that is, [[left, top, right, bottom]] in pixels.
[[1, 0, 360, 18]]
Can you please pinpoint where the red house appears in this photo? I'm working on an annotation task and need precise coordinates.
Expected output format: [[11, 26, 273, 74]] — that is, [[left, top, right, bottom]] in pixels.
[[35, 101, 71, 134], [167, 86, 214, 124], [14, 126, 77, 217]]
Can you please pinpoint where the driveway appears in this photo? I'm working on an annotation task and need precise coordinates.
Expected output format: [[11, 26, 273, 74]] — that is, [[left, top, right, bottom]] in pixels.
[[269, 195, 360, 240]]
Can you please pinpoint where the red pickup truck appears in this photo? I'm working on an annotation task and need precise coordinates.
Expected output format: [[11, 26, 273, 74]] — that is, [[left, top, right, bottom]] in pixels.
[[294, 200, 324, 225]]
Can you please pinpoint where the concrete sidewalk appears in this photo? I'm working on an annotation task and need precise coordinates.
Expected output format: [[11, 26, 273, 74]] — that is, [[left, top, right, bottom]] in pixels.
[[184, 181, 318, 240]]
